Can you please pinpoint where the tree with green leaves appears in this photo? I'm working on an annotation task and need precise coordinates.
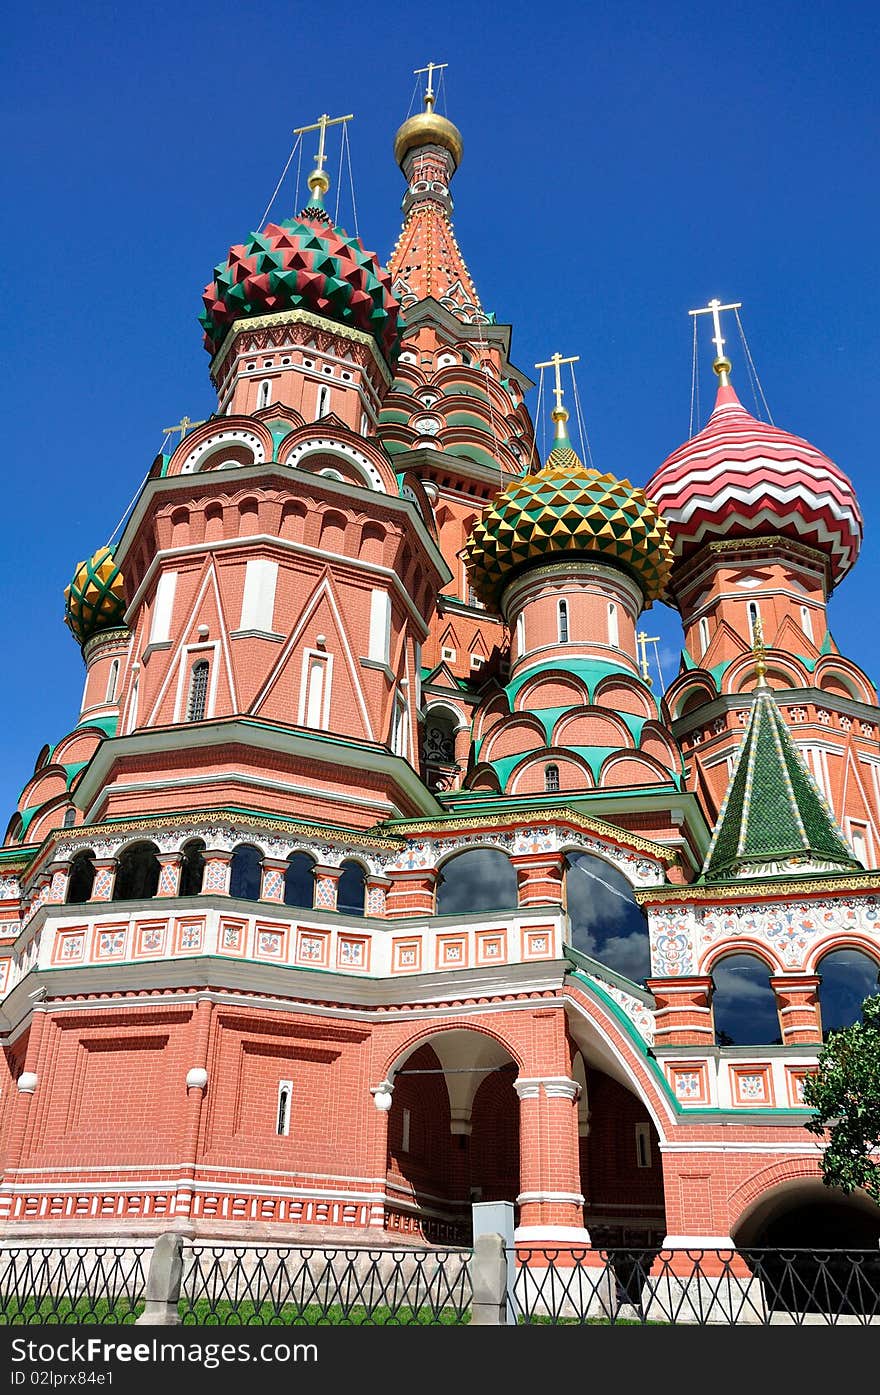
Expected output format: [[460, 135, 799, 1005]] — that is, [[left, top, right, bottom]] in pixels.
[[802, 993, 880, 1204]]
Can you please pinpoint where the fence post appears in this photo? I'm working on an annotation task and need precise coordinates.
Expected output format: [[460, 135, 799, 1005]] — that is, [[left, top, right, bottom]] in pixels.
[[470, 1232, 507, 1326], [135, 1232, 184, 1325]]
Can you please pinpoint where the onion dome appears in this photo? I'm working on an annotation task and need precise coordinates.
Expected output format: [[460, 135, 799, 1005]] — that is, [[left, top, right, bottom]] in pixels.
[[463, 409, 674, 608], [64, 547, 127, 645], [200, 183, 402, 363], [394, 105, 463, 172], [645, 362, 862, 588]]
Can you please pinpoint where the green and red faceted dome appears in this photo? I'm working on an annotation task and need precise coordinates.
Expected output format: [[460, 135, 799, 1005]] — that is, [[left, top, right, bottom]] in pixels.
[[645, 373, 863, 588], [200, 199, 402, 362]]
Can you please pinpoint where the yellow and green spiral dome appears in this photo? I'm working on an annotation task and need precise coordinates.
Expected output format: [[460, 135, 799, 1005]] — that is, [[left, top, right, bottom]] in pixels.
[[463, 421, 674, 608], [64, 547, 127, 645]]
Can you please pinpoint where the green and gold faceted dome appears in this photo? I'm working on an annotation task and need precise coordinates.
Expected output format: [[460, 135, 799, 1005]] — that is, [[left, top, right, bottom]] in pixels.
[[463, 415, 674, 608], [64, 546, 127, 646]]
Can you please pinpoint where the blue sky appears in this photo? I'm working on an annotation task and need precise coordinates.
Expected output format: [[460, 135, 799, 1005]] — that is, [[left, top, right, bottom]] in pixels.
[[2, 0, 878, 821]]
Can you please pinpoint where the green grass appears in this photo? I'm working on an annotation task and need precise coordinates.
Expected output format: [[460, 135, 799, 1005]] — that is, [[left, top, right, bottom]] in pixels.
[[0, 1298, 142, 1324], [180, 1301, 470, 1325]]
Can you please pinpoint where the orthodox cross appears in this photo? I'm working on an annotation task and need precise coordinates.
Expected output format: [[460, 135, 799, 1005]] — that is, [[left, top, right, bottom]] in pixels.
[[293, 112, 354, 190], [688, 298, 742, 361], [636, 630, 658, 688], [414, 62, 448, 110], [534, 352, 580, 414], [162, 414, 206, 443]]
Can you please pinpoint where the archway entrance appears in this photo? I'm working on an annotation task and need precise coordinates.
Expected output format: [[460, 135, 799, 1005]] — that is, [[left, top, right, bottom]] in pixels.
[[734, 1182, 880, 1314], [385, 1029, 520, 1243]]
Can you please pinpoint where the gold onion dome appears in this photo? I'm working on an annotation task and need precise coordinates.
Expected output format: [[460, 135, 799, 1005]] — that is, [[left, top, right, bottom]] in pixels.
[[394, 102, 463, 171], [64, 546, 127, 646], [463, 413, 674, 609]]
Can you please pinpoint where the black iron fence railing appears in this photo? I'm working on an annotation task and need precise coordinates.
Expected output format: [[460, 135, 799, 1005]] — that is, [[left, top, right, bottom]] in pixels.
[[0, 1239, 878, 1325], [0, 1244, 148, 1324], [179, 1244, 473, 1325], [509, 1247, 880, 1325]]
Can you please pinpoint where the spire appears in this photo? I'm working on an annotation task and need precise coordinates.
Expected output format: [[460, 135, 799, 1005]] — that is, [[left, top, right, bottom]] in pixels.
[[388, 69, 483, 321], [701, 640, 860, 881]]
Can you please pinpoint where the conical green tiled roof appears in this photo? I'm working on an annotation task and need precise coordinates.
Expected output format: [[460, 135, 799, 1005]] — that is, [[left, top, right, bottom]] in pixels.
[[702, 680, 860, 882]]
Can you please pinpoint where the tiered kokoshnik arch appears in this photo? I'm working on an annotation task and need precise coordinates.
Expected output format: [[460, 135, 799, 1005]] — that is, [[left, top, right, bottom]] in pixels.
[[0, 92, 878, 1259]]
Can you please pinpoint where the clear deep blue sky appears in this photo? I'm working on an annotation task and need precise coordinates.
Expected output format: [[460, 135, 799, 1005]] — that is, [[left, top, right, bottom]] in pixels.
[[2, 0, 878, 823]]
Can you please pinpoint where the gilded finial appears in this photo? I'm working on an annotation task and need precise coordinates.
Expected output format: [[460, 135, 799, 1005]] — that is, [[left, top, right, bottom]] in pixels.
[[688, 297, 742, 387], [294, 112, 354, 204], [752, 613, 767, 685], [414, 61, 448, 113], [535, 351, 580, 441]]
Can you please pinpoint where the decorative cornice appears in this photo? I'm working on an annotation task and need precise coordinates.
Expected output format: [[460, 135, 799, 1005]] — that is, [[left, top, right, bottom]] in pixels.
[[635, 871, 880, 906], [379, 805, 677, 863]]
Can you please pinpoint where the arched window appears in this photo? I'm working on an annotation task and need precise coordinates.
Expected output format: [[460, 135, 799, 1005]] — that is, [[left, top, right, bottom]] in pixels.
[[179, 839, 206, 896], [564, 851, 650, 982], [337, 860, 366, 917], [62, 808, 76, 829], [711, 954, 780, 1045], [187, 660, 210, 722], [558, 599, 569, 643], [698, 617, 710, 657], [277, 1080, 292, 1136], [817, 949, 880, 1037], [229, 843, 262, 901], [106, 659, 119, 703], [316, 385, 330, 419], [66, 850, 96, 904], [800, 606, 814, 642], [257, 379, 272, 409], [545, 764, 560, 793], [115, 841, 161, 901], [607, 603, 619, 648], [127, 679, 139, 733], [516, 612, 525, 654], [747, 601, 761, 642], [284, 852, 315, 909], [436, 849, 518, 916]]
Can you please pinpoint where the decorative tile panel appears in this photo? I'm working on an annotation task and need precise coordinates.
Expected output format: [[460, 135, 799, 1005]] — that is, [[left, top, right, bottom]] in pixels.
[[337, 935, 369, 971], [475, 930, 507, 965], [53, 930, 86, 964], [436, 935, 468, 970], [521, 924, 555, 960], [174, 918, 205, 953], [94, 925, 127, 960], [786, 1066, 814, 1106], [668, 1063, 709, 1105], [218, 918, 246, 956], [730, 1065, 774, 1107], [134, 920, 167, 957], [391, 938, 422, 974], [296, 929, 329, 967], [255, 923, 286, 960], [314, 875, 338, 910]]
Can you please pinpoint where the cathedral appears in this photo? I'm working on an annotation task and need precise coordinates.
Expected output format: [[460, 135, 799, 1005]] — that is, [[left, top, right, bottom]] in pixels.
[[1, 76, 878, 1255]]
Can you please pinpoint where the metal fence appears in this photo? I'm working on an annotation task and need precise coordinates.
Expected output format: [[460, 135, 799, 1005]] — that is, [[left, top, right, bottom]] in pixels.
[[179, 1244, 472, 1325], [0, 1238, 878, 1325], [509, 1247, 880, 1326], [0, 1244, 148, 1324]]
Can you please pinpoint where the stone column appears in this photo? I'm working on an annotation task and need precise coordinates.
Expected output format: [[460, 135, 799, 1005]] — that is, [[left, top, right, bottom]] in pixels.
[[514, 1075, 588, 1242], [384, 870, 437, 917], [770, 974, 822, 1044], [511, 853, 565, 908], [46, 862, 71, 905], [89, 858, 117, 901], [312, 864, 342, 911], [201, 850, 231, 895], [365, 875, 392, 918], [260, 858, 288, 904], [156, 853, 182, 898], [646, 976, 715, 1046]]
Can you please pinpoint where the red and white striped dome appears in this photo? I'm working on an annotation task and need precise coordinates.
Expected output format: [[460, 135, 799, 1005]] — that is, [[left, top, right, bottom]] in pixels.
[[644, 378, 863, 588]]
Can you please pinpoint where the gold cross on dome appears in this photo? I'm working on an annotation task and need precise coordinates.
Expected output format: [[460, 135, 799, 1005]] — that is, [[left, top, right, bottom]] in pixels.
[[294, 112, 354, 190], [535, 351, 580, 413], [162, 414, 206, 442], [689, 297, 742, 361], [637, 630, 659, 688], [413, 61, 448, 111]]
